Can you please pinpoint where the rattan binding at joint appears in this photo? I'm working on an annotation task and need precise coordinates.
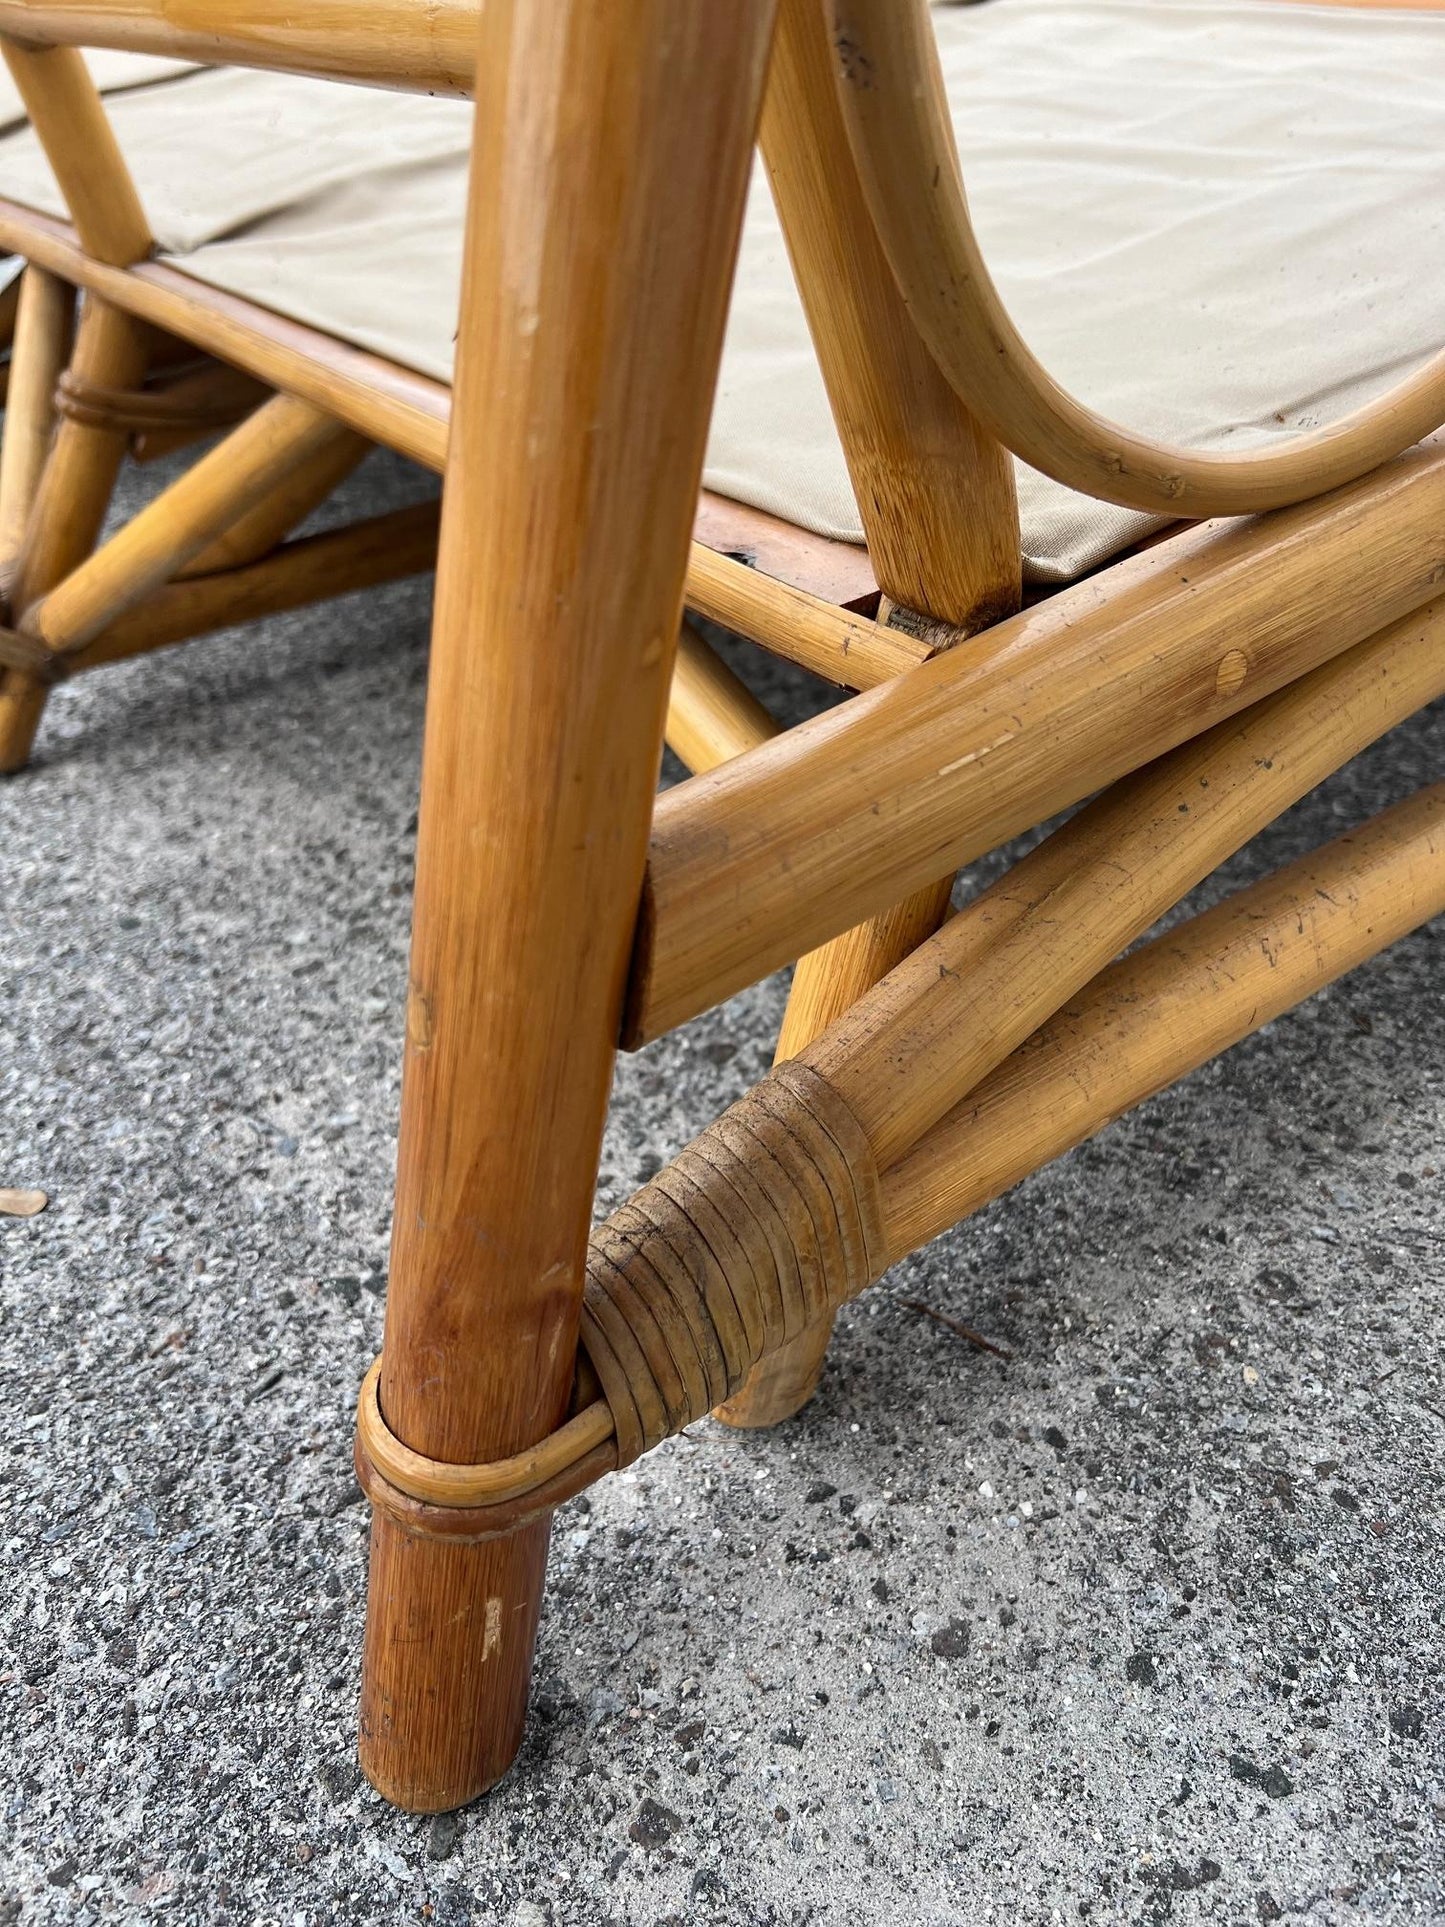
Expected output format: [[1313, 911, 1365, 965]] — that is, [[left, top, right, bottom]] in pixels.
[[0, 625, 67, 682], [54, 367, 261, 437], [354, 1060, 887, 1540]]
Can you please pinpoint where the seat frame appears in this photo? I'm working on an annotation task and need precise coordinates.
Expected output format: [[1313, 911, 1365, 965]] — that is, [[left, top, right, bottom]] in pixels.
[[0, 0, 1442, 1814]]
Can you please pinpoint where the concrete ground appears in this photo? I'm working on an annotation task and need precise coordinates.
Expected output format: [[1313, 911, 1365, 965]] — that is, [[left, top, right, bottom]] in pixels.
[[1, 450, 1442, 1927]]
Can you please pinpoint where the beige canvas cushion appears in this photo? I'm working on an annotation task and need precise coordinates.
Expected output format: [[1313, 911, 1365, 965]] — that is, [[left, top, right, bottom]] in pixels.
[[1, 0, 1443, 583]]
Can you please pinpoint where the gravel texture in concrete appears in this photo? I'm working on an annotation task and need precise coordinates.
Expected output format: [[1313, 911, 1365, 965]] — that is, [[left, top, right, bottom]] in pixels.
[[1, 451, 1442, 1925]]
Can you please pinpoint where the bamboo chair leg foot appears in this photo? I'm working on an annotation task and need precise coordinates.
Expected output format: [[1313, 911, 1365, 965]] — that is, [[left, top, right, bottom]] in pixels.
[[718, 873, 962, 1427], [715, 1318, 834, 1428], [0, 674, 50, 773], [359, 1512, 549, 1814]]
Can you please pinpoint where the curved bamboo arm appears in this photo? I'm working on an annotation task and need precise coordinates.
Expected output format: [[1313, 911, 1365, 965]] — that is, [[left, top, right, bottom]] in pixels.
[[831, 0, 1445, 518]]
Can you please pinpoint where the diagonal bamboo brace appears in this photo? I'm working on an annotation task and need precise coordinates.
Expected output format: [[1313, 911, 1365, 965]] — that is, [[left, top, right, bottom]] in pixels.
[[19, 394, 355, 662]]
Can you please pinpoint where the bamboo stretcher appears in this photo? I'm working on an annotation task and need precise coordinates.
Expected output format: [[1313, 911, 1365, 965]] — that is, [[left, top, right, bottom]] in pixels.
[[0, 0, 1441, 1816]]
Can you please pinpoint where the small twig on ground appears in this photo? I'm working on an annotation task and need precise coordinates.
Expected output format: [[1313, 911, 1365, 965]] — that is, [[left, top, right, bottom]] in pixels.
[[899, 1297, 1013, 1361]]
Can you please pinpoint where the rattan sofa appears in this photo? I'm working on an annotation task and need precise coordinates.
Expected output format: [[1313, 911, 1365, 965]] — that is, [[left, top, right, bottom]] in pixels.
[[0, 0, 1442, 1813]]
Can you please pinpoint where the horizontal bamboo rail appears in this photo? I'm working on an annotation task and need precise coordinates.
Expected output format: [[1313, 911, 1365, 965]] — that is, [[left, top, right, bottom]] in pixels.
[[833, 0, 1445, 518], [0, 198, 452, 467], [65, 498, 441, 673], [806, 596, 1445, 1166], [0, 0, 476, 94], [0, 198, 893, 683], [685, 539, 927, 689], [628, 438, 1445, 1043], [882, 783, 1445, 1258]]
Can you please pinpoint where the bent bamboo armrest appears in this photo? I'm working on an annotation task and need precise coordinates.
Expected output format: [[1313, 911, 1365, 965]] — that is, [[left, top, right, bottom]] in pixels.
[[832, 0, 1445, 519]]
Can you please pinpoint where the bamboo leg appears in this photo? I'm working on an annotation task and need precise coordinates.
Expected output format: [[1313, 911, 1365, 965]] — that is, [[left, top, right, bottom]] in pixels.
[[665, 620, 778, 773], [0, 36, 157, 767], [20, 393, 354, 658], [715, 873, 956, 1426], [718, 0, 1020, 1426], [0, 296, 149, 772], [0, 266, 72, 597], [357, 0, 776, 1813]]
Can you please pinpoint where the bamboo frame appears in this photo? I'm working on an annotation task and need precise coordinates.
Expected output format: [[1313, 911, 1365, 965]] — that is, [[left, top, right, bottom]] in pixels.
[[22, 394, 352, 657], [808, 596, 1445, 1167], [0, 34, 155, 766], [0, 265, 71, 594], [0, 197, 900, 681], [1, 0, 1440, 1825], [65, 498, 441, 673], [718, 0, 1022, 1427], [664, 621, 778, 774], [0, 42, 151, 264], [353, 767, 1445, 1539], [630, 438, 1445, 1044], [175, 428, 370, 576]]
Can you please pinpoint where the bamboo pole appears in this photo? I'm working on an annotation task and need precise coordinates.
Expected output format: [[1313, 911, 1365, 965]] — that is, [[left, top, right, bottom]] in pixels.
[[0, 0, 478, 97], [0, 267, 72, 596], [664, 621, 777, 773], [717, 0, 1023, 1425], [176, 426, 371, 576], [628, 438, 1445, 1044], [0, 44, 155, 771], [804, 595, 1445, 1168], [66, 499, 441, 672], [357, 0, 777, 1814], [882, 784, 1445, 1260], [20, 394, 354, 659], [759, 0, 1017, 631], [682, 538, 928, 690], [0, 41, 151, 265], [0, 299, 152, 769]]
